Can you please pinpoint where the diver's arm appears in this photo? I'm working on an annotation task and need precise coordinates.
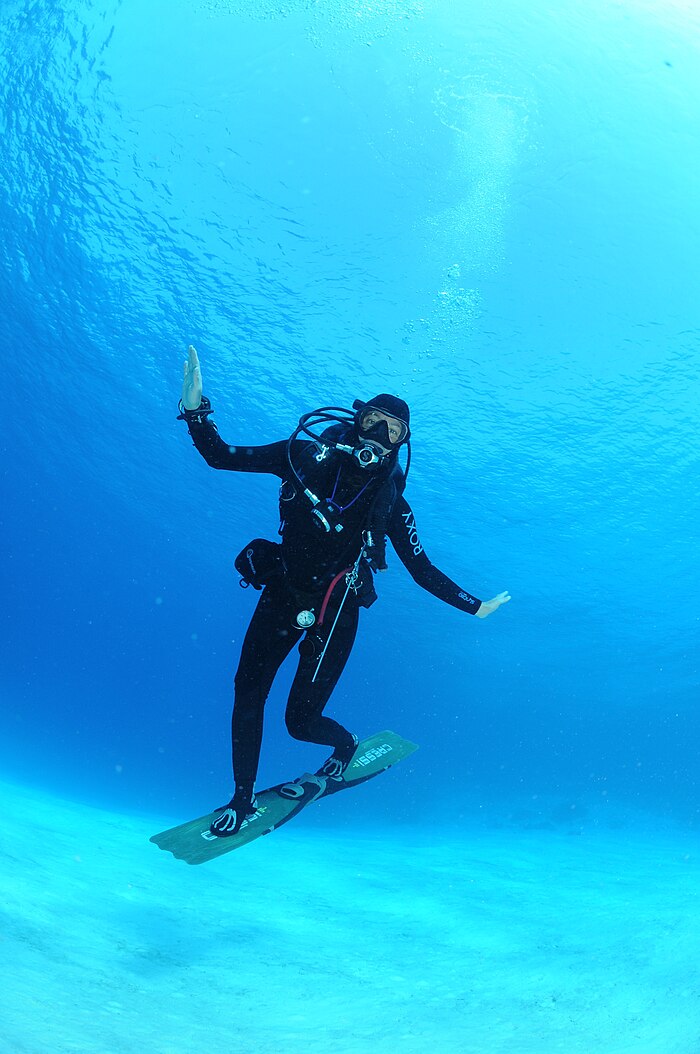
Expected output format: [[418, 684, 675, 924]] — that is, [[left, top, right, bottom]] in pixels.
[[178, 344, 290, 474], [179, 401, 289, 474], [387, 496, 509, 618]]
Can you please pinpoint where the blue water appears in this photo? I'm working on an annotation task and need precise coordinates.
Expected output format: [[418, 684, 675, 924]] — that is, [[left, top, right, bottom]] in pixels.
[[3, 0, 699, 817], [3, 0, 699, 820]]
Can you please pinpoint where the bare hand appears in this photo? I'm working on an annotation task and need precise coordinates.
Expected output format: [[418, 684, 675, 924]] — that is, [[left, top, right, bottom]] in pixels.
[[475, 590, 511, 619], [181, 345, 203, 410]]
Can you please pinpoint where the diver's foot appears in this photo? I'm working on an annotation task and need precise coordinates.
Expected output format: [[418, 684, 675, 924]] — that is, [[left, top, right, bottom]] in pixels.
[[210, 790, 259, 838], [316, 733, 359, 782]]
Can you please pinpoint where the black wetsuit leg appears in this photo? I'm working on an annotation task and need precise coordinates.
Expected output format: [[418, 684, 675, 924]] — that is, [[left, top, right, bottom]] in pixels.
[[231, 583, 300, 794], [231, 580, 359, 793], [285, 596, 359, 754]]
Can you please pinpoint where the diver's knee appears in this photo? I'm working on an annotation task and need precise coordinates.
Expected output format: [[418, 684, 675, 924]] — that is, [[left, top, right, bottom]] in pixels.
[[285, 712, 309, 741]]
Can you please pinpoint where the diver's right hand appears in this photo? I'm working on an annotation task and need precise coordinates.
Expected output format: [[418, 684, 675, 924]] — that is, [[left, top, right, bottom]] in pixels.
[[181, 345, 203, 410]]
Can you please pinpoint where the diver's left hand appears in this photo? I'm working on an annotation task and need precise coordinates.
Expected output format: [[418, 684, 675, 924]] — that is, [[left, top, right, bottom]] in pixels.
[[475, 590, 511, 618]]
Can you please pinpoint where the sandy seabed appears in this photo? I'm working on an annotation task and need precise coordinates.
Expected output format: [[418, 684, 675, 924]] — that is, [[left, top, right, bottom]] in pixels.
[[2, 777, 700, 1054]]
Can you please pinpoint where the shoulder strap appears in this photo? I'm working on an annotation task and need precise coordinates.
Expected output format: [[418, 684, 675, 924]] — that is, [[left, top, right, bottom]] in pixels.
[[361, 464, 404, 570]]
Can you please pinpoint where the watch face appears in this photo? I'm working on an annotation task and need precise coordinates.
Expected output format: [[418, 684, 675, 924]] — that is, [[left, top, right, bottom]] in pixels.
[[295, 609, 316, 629]]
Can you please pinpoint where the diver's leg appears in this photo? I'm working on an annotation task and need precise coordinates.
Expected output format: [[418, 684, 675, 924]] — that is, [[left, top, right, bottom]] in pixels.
[[211, 584, 298, 837], [284, 600, 360, 776], [231, 583, 299, 790]]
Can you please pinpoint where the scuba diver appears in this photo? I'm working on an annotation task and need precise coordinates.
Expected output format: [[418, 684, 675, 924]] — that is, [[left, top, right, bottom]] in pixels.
[[179, 344, 510, 837]]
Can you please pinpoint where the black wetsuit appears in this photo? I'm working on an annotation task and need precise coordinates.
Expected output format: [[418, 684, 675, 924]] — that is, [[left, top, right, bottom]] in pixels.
[[182, 399, 481, 799]]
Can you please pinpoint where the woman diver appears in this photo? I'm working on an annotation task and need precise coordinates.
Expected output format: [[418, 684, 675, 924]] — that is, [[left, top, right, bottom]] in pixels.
[[179, 345, 510, 836]]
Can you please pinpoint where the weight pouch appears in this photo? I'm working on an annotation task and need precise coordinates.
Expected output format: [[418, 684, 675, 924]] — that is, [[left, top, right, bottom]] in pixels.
[[234, 538, 284, 590]]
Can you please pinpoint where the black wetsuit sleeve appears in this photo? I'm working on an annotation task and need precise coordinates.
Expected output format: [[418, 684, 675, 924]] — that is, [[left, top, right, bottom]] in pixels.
[[179, 396, 289, 476], [387, 494, 482, 614]]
